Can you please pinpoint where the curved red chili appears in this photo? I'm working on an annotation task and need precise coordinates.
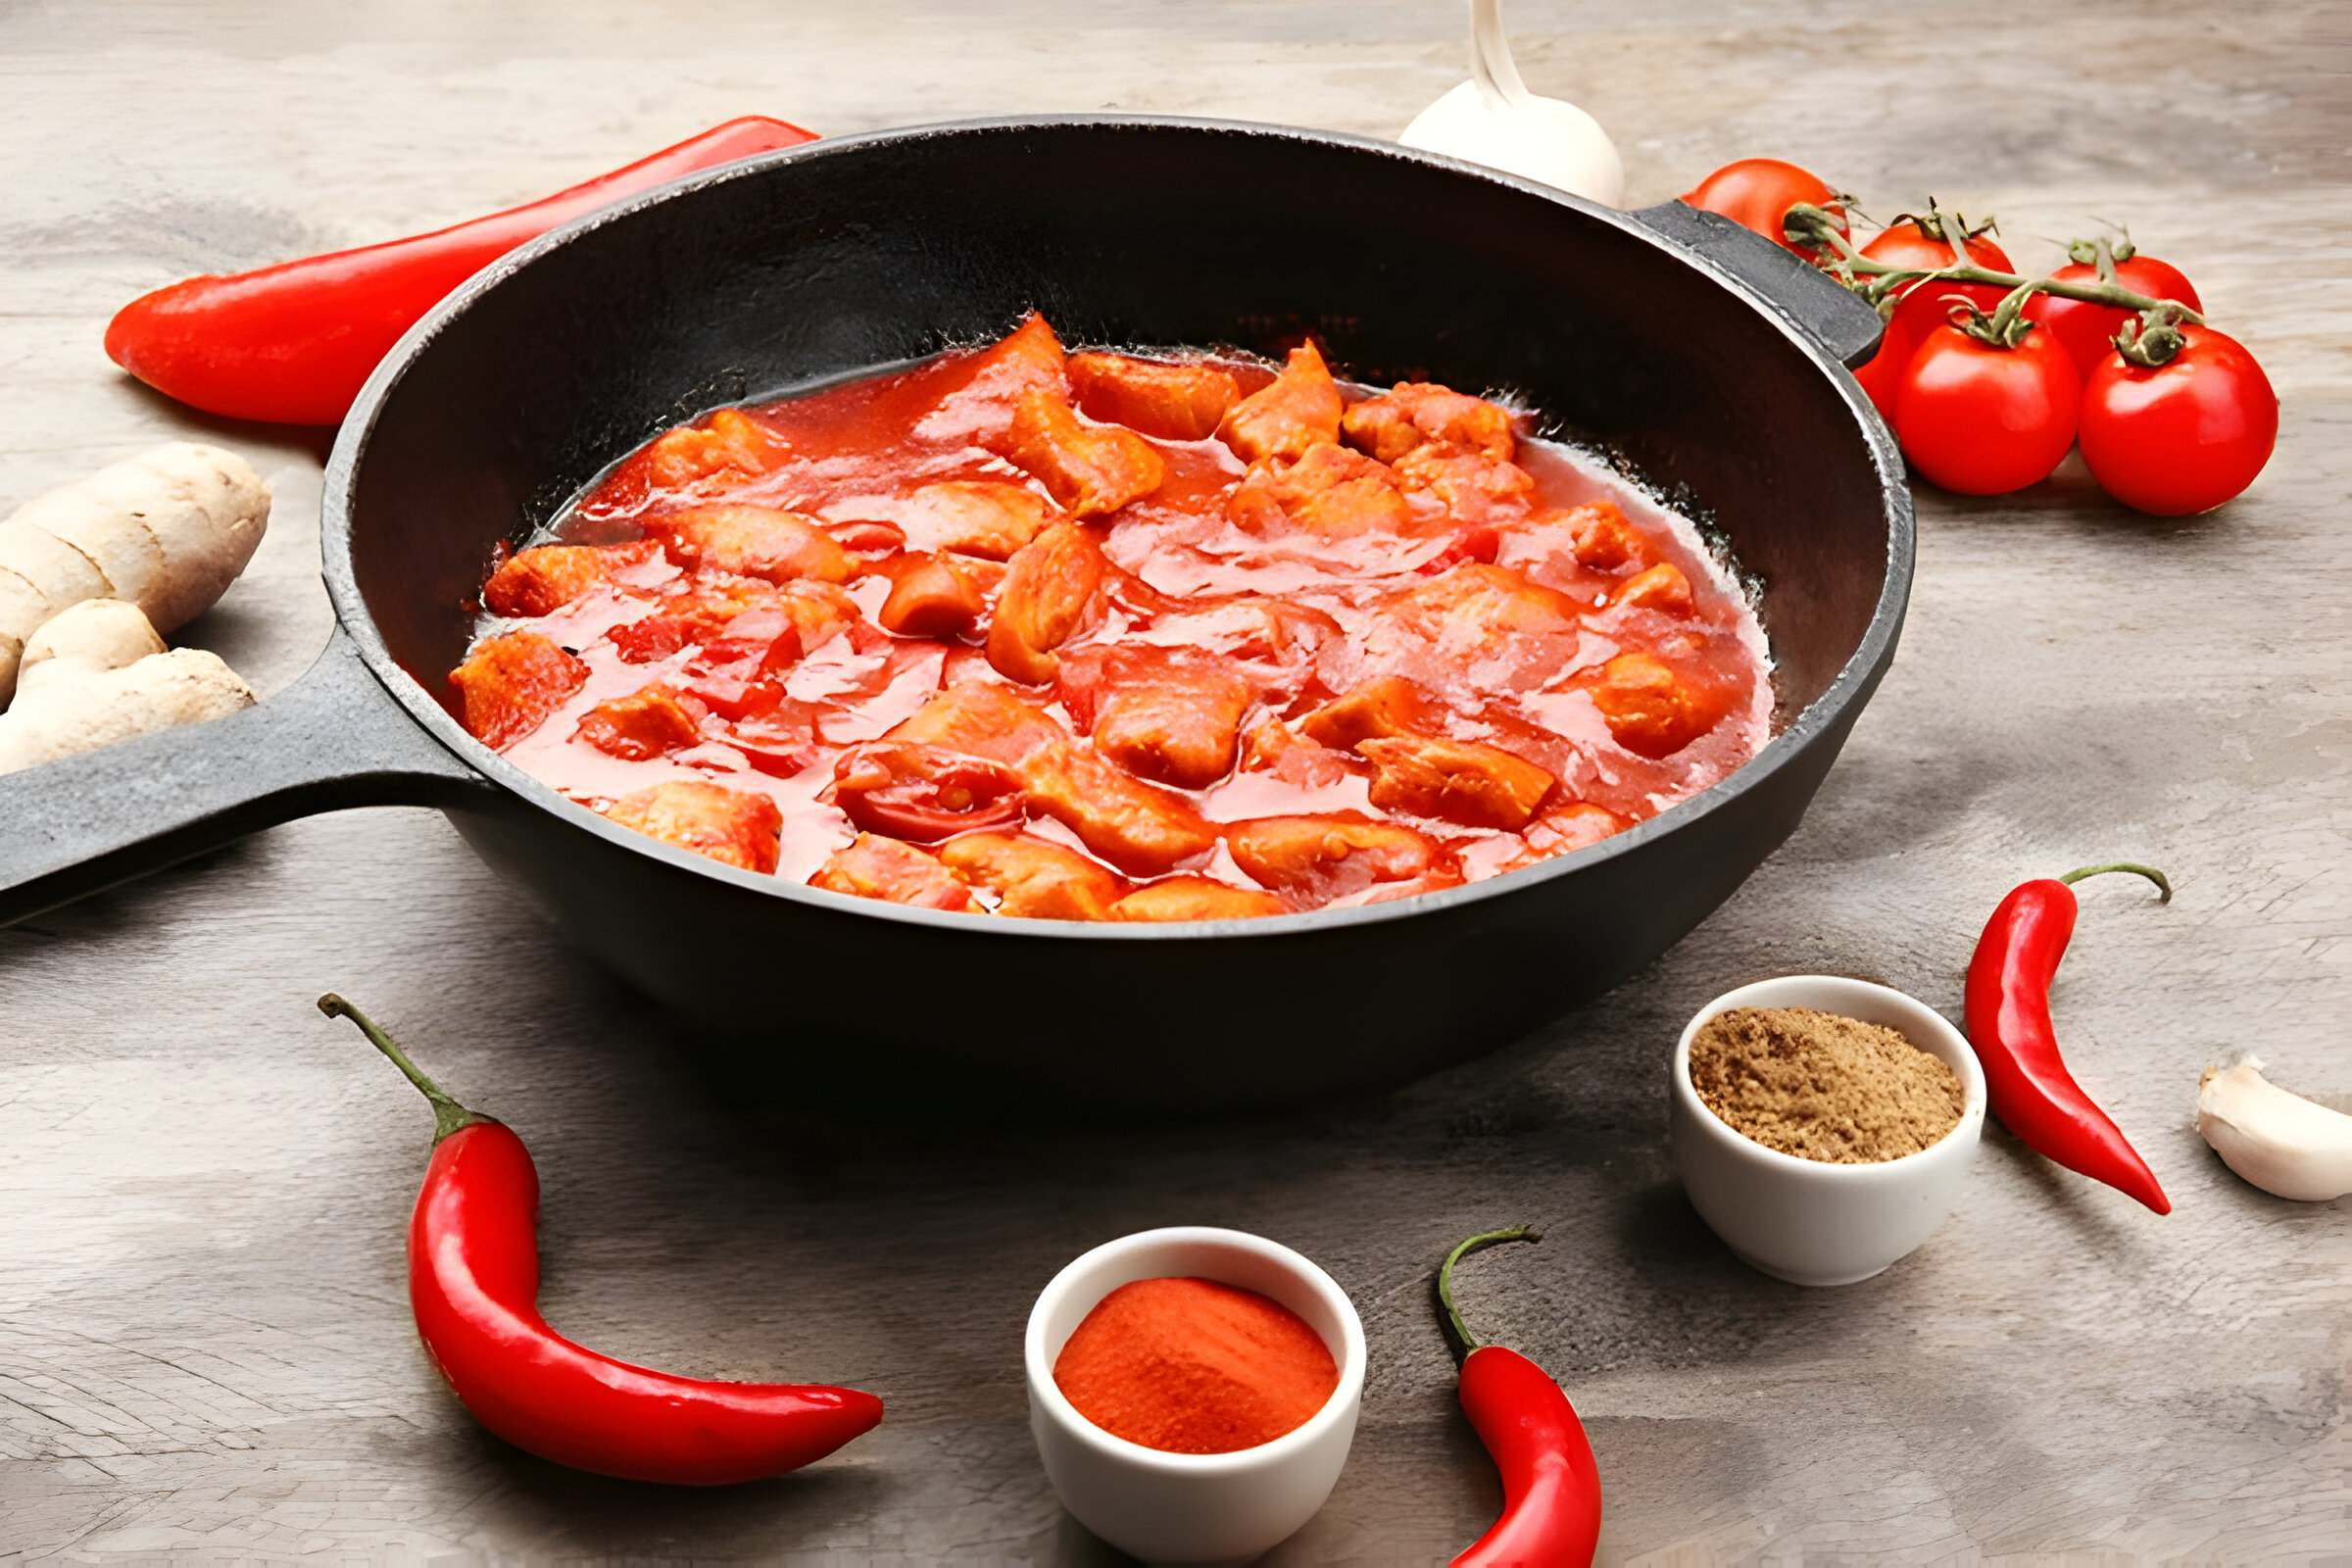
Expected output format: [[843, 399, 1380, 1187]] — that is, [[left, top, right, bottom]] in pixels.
[[108, 117, 816, 425], [1438, 1228, 1602, 1568], [318, 995, 881, 1484], [1963, 863, 2173, 1214]]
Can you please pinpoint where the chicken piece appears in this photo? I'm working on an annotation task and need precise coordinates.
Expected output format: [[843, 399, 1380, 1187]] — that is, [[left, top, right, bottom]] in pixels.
[[1018, 742, 1218, 876], [483, 541, 660, 618], [1109, 878, 1290, 922], [1227, 442, 1414, 538], [1216, 340, 1344, 465], [1559, 502, 1652, 572], [986, 520, 1106, 684], [1387, 564, 1582, 655], [607, 581, 776, 662], [878, 553, 986, 639], [1004, 390, 1167, 517], [1515, 802, 1633, 863], [808, 832, 972, 910], [893, 481, 1054, 561], [827, 517, 908, 557], [655, 504, 855, 584], [450, 631, 588, 749], [601, 779, 782, 874], [916, 313, 1070, 444], [1340, 382, 1517, 465], [1391, 447, 1537, 521], [575, 683, 704, 760], [884, 682, 1068, 765], [1609, 562, 1694, 616], [1226, 814, 1454, 904], [1586, 652, 1722, 759], [1297, 674, 1429, 750], [1069, 651, 1253, 789], [645, 408, 787, 491], [1356, 733, 1554, 830], [1067, 354, 1242, 441], [1240, 716, 1352, 788], [937, 832, 1124, 921], [830, 741, 1027, 842], [678, 584, 859, 721]]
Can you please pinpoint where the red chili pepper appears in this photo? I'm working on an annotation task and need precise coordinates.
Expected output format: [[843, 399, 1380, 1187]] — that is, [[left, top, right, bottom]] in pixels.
[[1438, 1228, 1602, 1568], [318, 995, 880, 1484], [1963, 863, 2173, 1214], [108, 117, 816, 426]]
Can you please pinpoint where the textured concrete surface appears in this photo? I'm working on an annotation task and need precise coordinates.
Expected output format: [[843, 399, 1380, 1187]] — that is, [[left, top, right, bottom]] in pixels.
[[1, 1, 2347, 1562]]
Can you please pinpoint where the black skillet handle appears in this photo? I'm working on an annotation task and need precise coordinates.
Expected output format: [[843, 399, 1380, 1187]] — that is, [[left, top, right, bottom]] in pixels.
[[1630, 201, 1886, 368], [0, 624, 494, 928]]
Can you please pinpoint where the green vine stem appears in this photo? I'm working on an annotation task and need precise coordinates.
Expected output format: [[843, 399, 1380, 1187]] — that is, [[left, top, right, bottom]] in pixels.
[[1783, 202, 2202, 362]]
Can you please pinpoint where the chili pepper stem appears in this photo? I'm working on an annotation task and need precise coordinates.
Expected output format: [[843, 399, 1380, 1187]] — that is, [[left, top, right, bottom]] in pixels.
[[2056, 863, 2173, 902], [1438, 1227, 1541, 1364], [318, 993, 498, 1143]]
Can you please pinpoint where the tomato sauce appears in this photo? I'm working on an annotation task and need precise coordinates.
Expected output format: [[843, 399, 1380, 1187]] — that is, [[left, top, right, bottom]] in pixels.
[[452, 315, 1772, 922]]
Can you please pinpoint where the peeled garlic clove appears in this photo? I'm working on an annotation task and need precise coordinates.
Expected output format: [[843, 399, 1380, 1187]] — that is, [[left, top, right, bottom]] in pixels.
[[2197, 1056, 2352, 1202], [1397, 0, 1625, 208]]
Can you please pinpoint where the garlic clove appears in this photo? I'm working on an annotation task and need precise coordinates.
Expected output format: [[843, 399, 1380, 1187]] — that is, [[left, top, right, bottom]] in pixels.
[[1397, 0, 1625, 208], [2196, 1056, 2352, 1202]]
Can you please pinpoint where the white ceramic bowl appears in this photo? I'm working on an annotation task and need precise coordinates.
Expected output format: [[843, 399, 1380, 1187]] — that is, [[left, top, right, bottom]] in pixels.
[[1671, 975, 1985, 1287], [1025, 1226, 1366, 1565]]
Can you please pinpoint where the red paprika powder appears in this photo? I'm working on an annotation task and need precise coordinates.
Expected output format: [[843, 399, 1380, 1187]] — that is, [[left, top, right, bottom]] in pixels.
[[1053, 1277, 1338, 1453]]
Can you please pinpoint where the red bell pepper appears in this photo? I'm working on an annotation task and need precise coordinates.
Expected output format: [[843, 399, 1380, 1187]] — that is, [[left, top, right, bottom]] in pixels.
[[106, 116, 815, 426]]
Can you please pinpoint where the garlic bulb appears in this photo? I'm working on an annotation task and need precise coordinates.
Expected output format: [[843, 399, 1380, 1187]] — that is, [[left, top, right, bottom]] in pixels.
[[1397, 0, 1625, 207], [2197, 1057, 2352, 1201]]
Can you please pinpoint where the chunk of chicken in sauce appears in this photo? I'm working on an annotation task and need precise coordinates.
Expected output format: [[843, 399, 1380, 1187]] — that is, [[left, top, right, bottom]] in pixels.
[[601, 780, 782, 874], [1227, 813, 1458, 904], [1018, 741, 1218, 876], [1110, 878, 1290, 922], [1069, 353, 1241, 442], [1059, 647, 1254, 789], [938, 832, 1124, 920], [1356, 734, 1555, 831], [1228, 442, 1416, 538], [451, 631, 587, 750], [987, 519, 1108, 684], [484, 540, 662, 617], [576, 683, 705, 760], [1004, 390, 1166, 518], [1216, 340, 1343, 465], [809, 832, 973, 910], [652, 504, 857, 585]]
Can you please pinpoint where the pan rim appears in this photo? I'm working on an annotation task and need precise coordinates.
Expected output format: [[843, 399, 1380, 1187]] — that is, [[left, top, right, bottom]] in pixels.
[[322, 113, 1911, 944]]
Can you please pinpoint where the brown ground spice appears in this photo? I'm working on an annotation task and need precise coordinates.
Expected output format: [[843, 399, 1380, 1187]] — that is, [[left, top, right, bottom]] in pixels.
[[1689, 1005, 1964, 1163]]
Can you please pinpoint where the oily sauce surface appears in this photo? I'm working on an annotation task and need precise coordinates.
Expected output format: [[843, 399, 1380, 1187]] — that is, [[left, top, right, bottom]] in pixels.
[[452, 316, 1771, 922]]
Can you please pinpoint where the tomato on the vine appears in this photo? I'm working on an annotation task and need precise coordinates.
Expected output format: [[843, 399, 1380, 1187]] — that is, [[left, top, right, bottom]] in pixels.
[[1682, 158, 1847, 261], [2037, 254, 2203, 380], [1893, 323, 2081, 495], [1862, 218, 2017, 343], [2080, 325, 2276, 515], [1850, 314, 1919, 423]]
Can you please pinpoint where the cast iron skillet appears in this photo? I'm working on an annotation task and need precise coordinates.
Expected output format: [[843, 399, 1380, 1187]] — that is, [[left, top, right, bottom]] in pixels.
[[0, 118, 1909, 1113]]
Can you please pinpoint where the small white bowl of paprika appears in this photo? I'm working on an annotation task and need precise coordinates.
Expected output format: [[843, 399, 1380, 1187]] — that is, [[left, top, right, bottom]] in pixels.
[[1671, 974, 1986, 1287], [1025, 1226, 1366, 1565]]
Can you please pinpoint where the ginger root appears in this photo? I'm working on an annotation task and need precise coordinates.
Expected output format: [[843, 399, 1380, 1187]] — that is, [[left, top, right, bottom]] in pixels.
[[0, 599, 255, 773], [0, 442, 269, 704]]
